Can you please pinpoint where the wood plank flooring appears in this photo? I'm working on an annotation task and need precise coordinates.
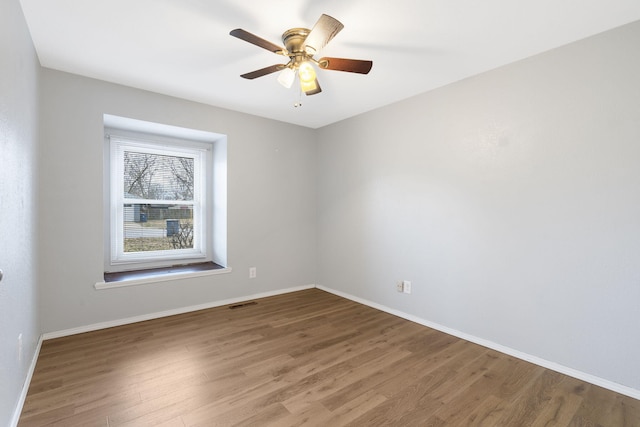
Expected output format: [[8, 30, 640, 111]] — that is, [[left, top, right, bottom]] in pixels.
[[19, 289, 640, 426]]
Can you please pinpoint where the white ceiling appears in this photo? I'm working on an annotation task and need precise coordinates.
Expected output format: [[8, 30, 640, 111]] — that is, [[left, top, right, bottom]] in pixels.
[[19, 0, 640, 129]]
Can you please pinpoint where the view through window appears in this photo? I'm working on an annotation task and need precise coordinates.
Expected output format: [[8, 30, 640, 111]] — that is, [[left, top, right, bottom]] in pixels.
[[123, 150, 195, 253]]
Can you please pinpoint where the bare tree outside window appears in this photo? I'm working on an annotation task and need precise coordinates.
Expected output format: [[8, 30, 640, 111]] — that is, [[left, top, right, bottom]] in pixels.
[[170, 157, 194, 200], [124, 152, 159, 199], [124, 152, 194, 200]]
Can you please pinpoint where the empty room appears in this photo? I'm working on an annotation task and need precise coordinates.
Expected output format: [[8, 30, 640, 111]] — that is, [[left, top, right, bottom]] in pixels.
[[2, 0, 640, 425]]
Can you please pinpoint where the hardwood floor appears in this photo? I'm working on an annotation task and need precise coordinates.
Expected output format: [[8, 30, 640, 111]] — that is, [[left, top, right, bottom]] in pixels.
[[19, 289, 640, 426]]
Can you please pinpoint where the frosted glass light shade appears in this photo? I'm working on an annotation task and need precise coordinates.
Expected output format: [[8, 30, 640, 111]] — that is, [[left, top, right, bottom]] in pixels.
[[277, 67, 295, 88], [298, 62, 316, 83], [300, 78, 318, 93]]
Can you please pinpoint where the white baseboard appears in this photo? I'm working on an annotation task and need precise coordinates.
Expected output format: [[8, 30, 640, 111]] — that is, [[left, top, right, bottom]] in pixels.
[[42, 284, 315, 340], [316, 285, 640, 401], [11, 335, 43, 427]]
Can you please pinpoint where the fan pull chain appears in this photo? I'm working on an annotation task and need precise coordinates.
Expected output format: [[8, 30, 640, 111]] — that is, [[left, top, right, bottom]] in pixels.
[[294, 79, 303, 107]]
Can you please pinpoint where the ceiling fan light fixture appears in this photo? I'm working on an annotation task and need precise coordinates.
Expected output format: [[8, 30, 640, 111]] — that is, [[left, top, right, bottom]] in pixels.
[[298, 61, 316, 84], [277, 67, 295, 88]]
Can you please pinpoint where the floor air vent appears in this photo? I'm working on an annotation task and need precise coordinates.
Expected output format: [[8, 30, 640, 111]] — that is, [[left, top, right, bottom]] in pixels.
[[228, 301, 258, 309]]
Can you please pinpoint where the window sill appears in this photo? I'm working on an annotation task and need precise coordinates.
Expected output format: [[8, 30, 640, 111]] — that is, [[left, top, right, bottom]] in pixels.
[[96, 262, 231, 290]]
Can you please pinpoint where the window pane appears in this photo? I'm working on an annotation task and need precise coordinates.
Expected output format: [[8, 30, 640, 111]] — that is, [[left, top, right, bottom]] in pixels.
[[123, 151, 194, 200], [123, 204, 194, 252]]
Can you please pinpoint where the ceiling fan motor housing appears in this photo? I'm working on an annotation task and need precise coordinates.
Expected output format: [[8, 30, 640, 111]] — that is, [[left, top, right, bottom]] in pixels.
[[282, 28, 312, 66]]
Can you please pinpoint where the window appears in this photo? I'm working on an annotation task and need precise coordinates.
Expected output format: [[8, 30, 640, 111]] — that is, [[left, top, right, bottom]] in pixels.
[[103, 115, 227, 280], [110, 137, 206, 264]]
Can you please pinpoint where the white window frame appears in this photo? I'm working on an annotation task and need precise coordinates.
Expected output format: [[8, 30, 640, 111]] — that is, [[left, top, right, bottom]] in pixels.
[[109, 137, 209, 266]]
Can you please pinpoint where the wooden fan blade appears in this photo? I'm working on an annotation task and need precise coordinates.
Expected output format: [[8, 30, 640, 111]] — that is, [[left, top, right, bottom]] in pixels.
[[304, 79, 322, 96], [230, 29, 285, 54], [303, 14, 344, 55], [240, 64, 285, 79], [318, 57, 373, 74]]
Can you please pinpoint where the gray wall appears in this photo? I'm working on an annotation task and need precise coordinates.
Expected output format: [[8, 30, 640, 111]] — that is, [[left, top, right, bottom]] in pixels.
[[38, 69, 318, 332], [317, 21, 640, 390], [0, 0, 40, 425]]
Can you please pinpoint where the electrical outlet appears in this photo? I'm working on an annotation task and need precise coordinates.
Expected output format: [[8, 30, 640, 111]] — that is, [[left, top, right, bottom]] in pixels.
[[249, 267, 256, 279], [402, 280, 412, 294], [397, 282, 404, 292]]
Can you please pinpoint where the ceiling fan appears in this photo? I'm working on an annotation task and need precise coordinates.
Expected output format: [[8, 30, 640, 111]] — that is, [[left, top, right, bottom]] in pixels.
[[230, 14, 373, 97]]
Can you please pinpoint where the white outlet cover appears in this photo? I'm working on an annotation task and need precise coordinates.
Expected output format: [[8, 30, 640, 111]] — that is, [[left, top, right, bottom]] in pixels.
[[403, 281, 411, 294]]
